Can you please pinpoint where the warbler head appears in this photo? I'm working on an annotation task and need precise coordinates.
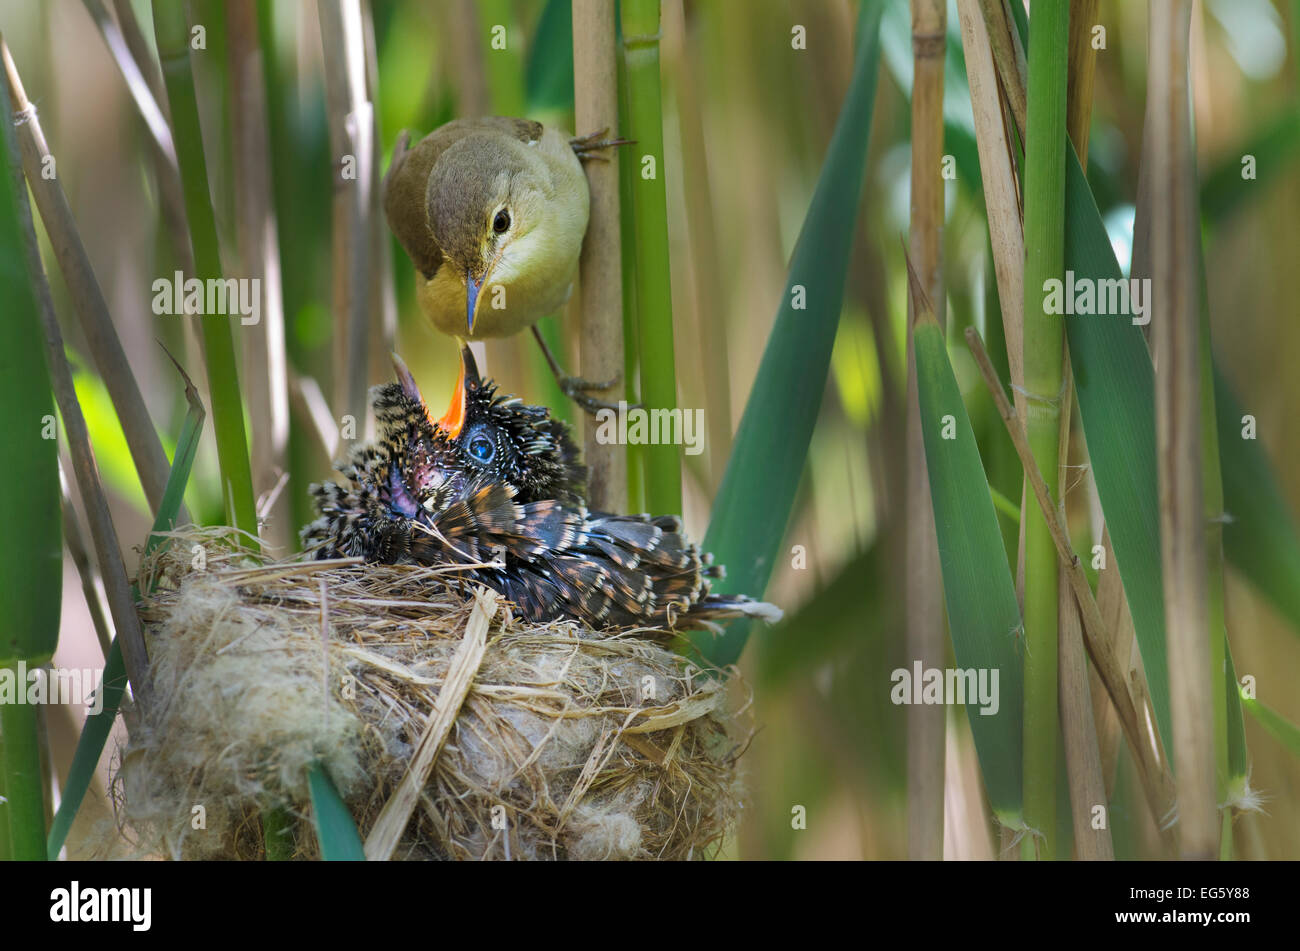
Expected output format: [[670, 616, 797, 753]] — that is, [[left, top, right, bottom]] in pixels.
[[424, 134, 553, 333]]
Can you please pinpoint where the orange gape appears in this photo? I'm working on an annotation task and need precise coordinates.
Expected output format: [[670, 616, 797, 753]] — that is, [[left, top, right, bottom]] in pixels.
[[435, 358, 466, 439]]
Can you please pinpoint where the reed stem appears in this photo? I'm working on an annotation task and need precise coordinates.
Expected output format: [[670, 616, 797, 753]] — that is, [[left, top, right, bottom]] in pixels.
[[665, 0, 731, 489], [0, 703, 44, 860], [573, 0, 627, 512], [1149, 0, 1216, 859], [2, 37, 178, 520], [318, 0, 376, 434], [616, 31, 645, 512], [4, 70, 153, 716], [229, 0, 291, 550], [0, 728, 9, 860], [957, 0, 1026, 422], [1019, 0, 1070, 858], [966, 328, 1179, 853], [1057, 0, 1111, 860], [0, 85, 62, 862], [906, 0, 947, 862], [622, 0, 682, 516]]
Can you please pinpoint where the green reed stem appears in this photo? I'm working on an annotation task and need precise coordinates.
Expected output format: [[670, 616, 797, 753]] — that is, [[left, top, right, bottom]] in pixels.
[[1019, 0, 1070, 860], [621, 0, 681, 516], [0, 80, 61, 861], [616, 20, 645, 512]]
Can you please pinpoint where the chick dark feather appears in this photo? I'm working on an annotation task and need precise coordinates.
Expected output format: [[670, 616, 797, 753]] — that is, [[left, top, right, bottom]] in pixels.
[[301, 351, 782, 633]]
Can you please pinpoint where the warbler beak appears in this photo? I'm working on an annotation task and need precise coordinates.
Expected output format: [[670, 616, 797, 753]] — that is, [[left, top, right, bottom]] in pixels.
[[465, 268, 483, 333]]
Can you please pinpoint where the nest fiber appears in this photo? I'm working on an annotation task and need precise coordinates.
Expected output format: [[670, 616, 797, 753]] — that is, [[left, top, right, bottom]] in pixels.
[[117, 526, 745, 860]]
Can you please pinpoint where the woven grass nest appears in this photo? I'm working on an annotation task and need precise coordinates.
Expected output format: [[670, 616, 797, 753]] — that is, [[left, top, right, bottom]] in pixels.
[[116, 526, 748, 860]]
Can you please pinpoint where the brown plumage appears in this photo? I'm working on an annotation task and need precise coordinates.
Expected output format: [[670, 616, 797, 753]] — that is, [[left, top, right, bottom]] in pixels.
[[382, 117, 587, 340], [382, 117, 631, 413]]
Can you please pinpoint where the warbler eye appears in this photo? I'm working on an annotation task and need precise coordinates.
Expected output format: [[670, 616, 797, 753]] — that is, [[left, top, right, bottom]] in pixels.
[[492, 209, 511, 234], [468, 433, 496, 464]]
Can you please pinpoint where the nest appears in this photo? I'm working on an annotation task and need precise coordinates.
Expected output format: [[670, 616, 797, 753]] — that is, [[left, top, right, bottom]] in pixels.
[[112, 526, 747, 860]]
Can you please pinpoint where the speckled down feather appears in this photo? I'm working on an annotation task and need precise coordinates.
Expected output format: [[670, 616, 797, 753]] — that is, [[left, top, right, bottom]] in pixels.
[[302, 351, 782, 633]]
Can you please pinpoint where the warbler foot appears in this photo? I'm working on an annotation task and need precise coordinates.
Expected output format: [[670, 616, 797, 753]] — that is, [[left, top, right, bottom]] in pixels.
[[570, 127, 634, 161], [558, 373, 627, 414], [530, 325, 629, 416]]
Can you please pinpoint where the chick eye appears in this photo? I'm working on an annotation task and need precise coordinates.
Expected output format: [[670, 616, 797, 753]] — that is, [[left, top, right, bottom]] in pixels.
[[492, 209, 511, 234], [468, 433, 496, 464]]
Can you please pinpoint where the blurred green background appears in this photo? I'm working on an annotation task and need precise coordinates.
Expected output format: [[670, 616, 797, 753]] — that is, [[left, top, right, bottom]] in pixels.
[[5, 0, 1300, 858]]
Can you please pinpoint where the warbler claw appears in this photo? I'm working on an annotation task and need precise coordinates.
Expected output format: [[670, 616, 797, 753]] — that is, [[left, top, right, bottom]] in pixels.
[[570, 127, 635, 160], [560, 375, 630, 416]]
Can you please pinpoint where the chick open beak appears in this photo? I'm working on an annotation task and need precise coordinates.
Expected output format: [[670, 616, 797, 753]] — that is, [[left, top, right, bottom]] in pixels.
[[390, 352, 423, 404], [392, 351, 445, 436], [434, 344, 484, 439], [436, 357, 467, 438]]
